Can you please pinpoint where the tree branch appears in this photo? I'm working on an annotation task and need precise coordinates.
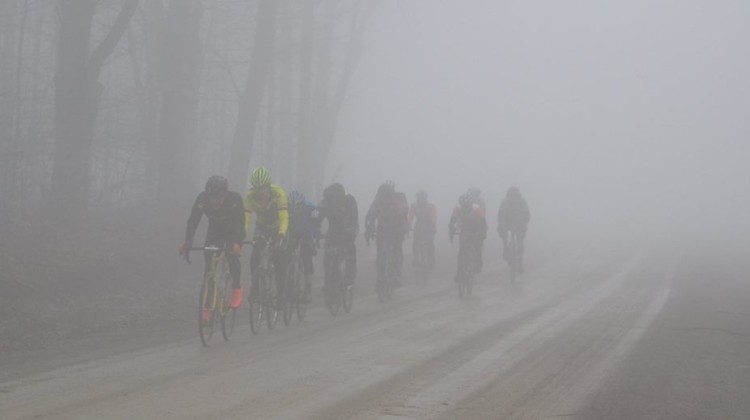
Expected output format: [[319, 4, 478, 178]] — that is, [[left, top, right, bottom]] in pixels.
[[87, 0, 139, 78]]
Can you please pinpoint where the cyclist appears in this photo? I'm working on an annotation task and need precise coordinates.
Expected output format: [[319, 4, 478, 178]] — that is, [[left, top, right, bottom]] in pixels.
[[408, 190, 437, 269], [286, 190, 319, 303], [317, 182, 359, 288], [466, 187, 485, 271], [497, 186, 530, 273], [449, 193, 487, 282], [244, 167, 289, 305], [365, 181, 409, 287], [179, 175, 246, 309]]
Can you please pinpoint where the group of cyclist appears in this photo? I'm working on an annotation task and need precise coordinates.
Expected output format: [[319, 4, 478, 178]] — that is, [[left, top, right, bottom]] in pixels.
[[179, 168, 530, 311], [448, 187, 530, 283]]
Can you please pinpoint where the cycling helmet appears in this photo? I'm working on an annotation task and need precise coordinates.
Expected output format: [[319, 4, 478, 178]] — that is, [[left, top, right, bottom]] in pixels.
[[507, 186, 521, 199], [205, 175, 228, 195], [250, 167, 271, 188], [459, 193, 473, 208], [416, 190, 427, 202], [323, 183, 345, 200], [288, 190, 305, 208]]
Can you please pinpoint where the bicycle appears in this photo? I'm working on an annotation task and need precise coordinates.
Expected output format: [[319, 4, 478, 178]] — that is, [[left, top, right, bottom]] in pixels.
[[412, 230, 433, 283], [187, 245, 236, 346], [323, 242, 354, 316], [247, 236, 279, 334], [455, 232, 482, 298], [368, 232, 397, 303], [282, 241, 308, 325]]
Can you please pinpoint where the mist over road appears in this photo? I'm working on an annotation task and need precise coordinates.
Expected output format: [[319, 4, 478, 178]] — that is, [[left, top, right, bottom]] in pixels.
[[2, 243, 748, 420]]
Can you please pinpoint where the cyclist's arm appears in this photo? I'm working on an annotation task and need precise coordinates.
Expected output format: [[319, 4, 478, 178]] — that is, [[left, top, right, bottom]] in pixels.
[[185, 193, 205, 245], [275, 185, 289, 237], [448, 208, 459, 235], [349, 195, 359, 239], [243, 192, 254, 235], [229, 192, 246, 245]]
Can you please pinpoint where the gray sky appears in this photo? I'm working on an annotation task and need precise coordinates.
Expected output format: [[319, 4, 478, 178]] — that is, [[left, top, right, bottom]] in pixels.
[[331, 0, 750, 242]]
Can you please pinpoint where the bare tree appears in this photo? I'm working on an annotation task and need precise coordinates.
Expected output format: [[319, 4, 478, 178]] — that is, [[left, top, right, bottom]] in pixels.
[[297, 0, 375, 196], [155, 0, 203, 215], [228, 0, 279, 189], [48, 0, 138, 221]]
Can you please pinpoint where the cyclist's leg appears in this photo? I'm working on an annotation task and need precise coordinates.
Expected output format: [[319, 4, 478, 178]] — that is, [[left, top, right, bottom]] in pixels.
[[454, 235, 466, 282], [517, 229, 527, 256], [477, 237, 484, 272], [300, 235, 314, 300], [344, 241, 357, 285], [395, 235, 404, 281], [249, 238, 265, 300], [412, 233, 419, 266], [376, 236, 387, 285], [427, 231, 436, 269], [273, 246, 288, 302]]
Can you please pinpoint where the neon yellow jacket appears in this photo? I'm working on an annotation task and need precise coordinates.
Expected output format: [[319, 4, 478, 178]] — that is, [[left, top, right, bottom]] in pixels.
[[244, 184, 289, 237]]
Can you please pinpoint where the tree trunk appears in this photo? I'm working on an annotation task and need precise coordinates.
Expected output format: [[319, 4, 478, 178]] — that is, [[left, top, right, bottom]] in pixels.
[[296, 0, 316, 196], [49, 0, 138, 222], [227, 0, 279, 190], [155, 0, 202, 216]]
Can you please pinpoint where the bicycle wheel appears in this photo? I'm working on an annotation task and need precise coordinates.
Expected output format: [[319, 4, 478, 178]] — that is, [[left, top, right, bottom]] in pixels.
[[295, 262, 308, 322], [326, 280, 341, 316], [508, 240, 518, 282], [249, 281, 264, 335], [265, 273, 279, 330], [198, 280, 215, 346], [282, 260, 295, 326], [342, 280, 353, 314], [218, 260, 235, 341]]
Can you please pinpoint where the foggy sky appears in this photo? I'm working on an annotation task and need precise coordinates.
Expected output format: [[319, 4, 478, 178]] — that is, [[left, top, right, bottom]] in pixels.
[[330, 0, 750, 244]]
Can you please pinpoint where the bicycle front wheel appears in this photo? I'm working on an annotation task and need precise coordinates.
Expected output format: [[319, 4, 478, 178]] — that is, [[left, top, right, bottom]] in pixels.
[[249, 285, 264, 335], [282, 262, 295, 326], [342, 282, 353, 314], [217, 260, 235, 341], [265, 274, 279, 330], [198, 281, 215, 346], [295, 263, 308, 322]]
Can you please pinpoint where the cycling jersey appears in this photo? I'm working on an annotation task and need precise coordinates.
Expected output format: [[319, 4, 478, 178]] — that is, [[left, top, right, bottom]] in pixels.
[[409, 202, 437, 235], [449, 205, 487, 238], [497, 196, 530, 234], [244, 184, 289, 237], [185, 191, 246, 247]]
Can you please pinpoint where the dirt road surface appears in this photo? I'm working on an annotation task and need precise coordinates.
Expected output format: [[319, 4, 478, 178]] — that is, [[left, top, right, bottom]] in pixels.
[[2, 244, 749, 419]]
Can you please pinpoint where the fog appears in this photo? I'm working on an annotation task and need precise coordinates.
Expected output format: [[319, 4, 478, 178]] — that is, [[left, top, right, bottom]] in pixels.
[[329, 0, 750, 247]]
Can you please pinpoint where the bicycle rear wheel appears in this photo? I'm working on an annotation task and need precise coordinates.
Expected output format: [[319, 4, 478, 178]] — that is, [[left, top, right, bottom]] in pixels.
[[198, 281, 215, 346], [508, 242, 518, 282], [326, 281, 341, 316], [295, 262, 308, 322], [282, 261, 295, 326], [342, 282, 353, 314], [249, 283, 264, 335]]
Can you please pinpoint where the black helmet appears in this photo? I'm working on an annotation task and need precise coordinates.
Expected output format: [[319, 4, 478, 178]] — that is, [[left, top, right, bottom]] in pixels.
[[324, 183, 345, 200], [205, 175, 228, 195]]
